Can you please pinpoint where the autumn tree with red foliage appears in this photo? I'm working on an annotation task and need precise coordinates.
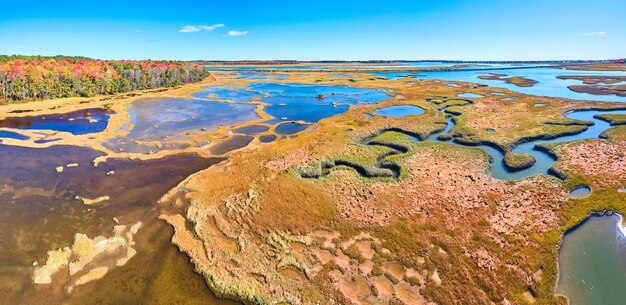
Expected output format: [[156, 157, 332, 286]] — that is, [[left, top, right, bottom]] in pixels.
[[0, 57, 208, 102]]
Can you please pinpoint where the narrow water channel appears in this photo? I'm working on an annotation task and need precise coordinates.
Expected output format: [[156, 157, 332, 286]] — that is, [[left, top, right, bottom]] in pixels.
[[419, 109, 626, 180]]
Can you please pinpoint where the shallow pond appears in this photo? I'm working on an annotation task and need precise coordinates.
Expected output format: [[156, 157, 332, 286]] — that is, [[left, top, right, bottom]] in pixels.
[[569, 185, 591, 198], [192, 85, 265, 102], [457, 92, 484, 99], [275, 122, 309, 134], [0, 108, 110, 135], [373, 105, 425, 117], [104, 98, 259, 153], [259, 135, 276, 143], [194, 82, 389, 133], [557, 214, 626, 305], [233, 125, 269, 135], [210, 135, 254, 155], [248, 83, 389, 123]]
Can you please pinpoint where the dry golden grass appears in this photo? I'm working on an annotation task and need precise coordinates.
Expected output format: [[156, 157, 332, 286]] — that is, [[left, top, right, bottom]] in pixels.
[[154, 73, 625, 304]]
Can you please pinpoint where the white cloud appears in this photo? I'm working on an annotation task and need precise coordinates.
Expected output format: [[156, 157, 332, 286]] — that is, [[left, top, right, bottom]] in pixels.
[[225, 30, 249, 37], [179, 25, 200, 33], [179, 24, 225, 33], [584, 31, 607, 37]]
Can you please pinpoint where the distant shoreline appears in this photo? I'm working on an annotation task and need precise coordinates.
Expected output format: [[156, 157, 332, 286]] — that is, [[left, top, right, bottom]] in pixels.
[[195, 59, 619, 66]]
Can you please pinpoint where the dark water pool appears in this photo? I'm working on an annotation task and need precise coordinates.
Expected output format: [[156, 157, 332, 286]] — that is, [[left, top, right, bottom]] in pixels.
[[259, 135, 276, 143], [0, 143, 233, 305], [233, 125, 269, 135], [0, 108, 110, 135], [210, 135, 254, 155], [275, 122, 309, 135]]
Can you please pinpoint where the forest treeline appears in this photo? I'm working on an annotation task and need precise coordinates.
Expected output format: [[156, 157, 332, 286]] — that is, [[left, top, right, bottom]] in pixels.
[[0, 56, 209, 102]]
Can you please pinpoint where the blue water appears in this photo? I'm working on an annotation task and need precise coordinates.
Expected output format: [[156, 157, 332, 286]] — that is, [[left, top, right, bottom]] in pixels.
[[0, 130, 30, 140], [373, 72, 424, 80], [442, 118, 455, 134], [418, 68, 626, 102], [127, 98, 259, 140], [557, 214, 626, 305], [458, 92, 484, 98], [104, 98, 259, 153], [373, 105, 425, 117], [0, 108, 110, 135], [192, 85, 265, 102], [502, 110, 626, 180], [569, 185, 591, 198], [421, 109, 626, 180], [200, 82, 389, 124], [218, 63, 626, 102]]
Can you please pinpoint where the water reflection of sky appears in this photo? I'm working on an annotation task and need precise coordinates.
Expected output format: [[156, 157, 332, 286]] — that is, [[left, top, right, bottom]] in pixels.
[[417, 67, 626, 102], [557, 214, 626, 305]]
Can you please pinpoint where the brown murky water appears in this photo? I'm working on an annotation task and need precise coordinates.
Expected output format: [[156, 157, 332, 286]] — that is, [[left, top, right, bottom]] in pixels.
[[210, 135, 254, 155], [0, 144, 238, 305]]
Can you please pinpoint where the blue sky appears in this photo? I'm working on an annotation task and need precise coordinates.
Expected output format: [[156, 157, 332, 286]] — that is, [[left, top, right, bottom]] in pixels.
[[1, 0, 624, 60]]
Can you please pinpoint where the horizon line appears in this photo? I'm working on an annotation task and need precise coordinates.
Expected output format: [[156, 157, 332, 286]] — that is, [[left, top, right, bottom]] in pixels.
[[1, 54, 622, 63]]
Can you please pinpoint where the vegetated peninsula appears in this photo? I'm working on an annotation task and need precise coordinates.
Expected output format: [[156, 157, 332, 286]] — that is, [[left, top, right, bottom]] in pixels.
[[478, 73, 538, 87], [0, 55, 208, 103]]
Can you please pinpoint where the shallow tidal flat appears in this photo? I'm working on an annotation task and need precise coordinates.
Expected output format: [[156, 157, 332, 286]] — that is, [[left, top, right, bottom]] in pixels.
[[0, 72, 395, 304], [103, 97, 260, 153], [0, 67, 625, 305], [0, 143, 232, 304]]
